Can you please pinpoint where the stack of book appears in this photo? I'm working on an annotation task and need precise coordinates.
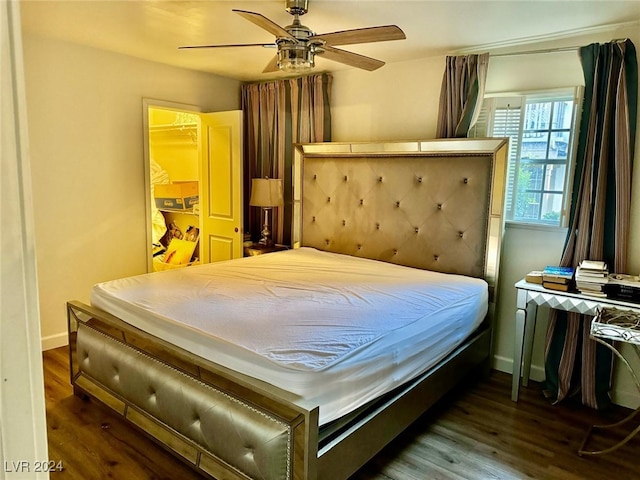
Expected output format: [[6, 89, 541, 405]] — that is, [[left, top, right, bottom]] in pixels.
[[542, 266, 575, 291], [604, 273, 640, 302], [525, 270, 543, 284], [575, 260, 609, 298]]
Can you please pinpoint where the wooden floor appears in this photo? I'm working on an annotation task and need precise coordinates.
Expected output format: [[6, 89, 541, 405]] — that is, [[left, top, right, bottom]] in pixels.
[[44, 346, 640, 479]]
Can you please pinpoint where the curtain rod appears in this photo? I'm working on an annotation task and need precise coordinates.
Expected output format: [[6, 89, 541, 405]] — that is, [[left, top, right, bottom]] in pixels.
[[490, 46, 579, 58], [490, 38, 628, 58]]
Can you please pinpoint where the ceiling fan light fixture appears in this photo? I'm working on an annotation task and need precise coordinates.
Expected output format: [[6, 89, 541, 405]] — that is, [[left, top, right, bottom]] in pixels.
[[181, 1, 407, 74], [277, 43, 315, 72]]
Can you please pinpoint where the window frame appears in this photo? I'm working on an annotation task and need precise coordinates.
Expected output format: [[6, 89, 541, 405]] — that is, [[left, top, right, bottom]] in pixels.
[[472, 87, 583, 228]]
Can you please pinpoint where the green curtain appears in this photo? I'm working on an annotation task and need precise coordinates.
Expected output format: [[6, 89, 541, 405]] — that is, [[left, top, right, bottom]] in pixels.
[[436, 53, 489, 138], [241, 74, 332, 246], [544, 40, 638, 409]]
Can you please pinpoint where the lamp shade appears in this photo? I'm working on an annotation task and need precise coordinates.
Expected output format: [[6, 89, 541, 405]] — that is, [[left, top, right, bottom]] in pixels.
[[249, 178, 284, 207]]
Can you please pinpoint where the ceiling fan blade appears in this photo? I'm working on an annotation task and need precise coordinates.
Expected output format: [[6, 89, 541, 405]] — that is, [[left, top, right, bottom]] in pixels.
[[318, 46, 385, 71], [263, 55, 280, 73], [233, 9, 296, 40], [310, 25, 405, 47], [179, 43, 276, 50]]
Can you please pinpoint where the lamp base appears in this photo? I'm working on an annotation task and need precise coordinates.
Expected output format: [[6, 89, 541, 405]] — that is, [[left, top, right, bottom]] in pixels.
[[258, 231, 273, 247], [258, 207, 274, 247]]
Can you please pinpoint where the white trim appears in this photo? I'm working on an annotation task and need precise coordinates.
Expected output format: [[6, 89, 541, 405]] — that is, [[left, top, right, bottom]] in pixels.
[[611, 388, 640, 410], [505, 220, 568, 234], [493, 355, 545, 382], [142, 98, 203, 273], [0, 1, 49, 477], [455, 20, 639, 54], [495, 345, 638, 409], [497, 355, 640, 408], [484, 87, 581, 99], [492, 355, 512, 375], [41, 333, 68, 352]]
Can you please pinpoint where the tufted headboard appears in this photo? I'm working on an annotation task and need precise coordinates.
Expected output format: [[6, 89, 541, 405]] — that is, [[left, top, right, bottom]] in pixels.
[[293, 139, 508, 294]]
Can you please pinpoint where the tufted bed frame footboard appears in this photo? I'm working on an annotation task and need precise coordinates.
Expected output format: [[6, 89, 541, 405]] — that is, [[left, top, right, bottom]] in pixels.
[[68, 139, 508, 480], [68, 304, 310, 480]]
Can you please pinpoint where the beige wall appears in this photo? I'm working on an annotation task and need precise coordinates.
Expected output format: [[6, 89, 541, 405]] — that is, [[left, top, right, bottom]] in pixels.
[[331, 56, 444, 141], [23, 34, 241, 348], [331, 23, 640, 408]]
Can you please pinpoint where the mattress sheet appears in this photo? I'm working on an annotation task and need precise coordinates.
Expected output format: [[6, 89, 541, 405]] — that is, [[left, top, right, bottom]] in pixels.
[[91, 247, 488, 425]]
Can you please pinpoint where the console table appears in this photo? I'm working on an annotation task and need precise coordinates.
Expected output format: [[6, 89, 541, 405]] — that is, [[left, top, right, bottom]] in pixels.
[[513, 279, 640, 456], [512, 279, 640, 402]]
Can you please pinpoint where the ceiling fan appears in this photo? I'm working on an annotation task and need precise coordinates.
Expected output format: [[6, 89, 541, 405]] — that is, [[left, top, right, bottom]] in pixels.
[[179, 0, 406, 73]]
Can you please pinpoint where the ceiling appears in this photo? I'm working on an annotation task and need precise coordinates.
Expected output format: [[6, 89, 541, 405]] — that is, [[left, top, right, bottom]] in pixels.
[[20, 1, 640, 82]]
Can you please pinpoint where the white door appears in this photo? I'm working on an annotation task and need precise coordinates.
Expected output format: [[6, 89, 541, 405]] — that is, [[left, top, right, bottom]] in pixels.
[[199, 110, 243, 263], [0, 0, 50, 473]]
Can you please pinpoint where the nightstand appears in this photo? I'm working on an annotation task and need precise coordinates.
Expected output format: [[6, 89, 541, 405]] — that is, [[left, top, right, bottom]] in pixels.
[[244, 243, 288, 257]]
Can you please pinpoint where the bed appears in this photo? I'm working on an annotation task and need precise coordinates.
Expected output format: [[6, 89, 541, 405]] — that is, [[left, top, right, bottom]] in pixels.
[[67, 138, 508, 480]]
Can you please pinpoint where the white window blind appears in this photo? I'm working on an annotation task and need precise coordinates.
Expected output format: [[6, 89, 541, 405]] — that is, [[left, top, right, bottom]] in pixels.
[[470, 88, 581, 227], [490, 100, 523, 218]]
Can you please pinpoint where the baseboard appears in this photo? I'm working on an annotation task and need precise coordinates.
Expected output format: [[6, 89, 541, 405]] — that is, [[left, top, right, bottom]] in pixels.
[[492, 354, 545, 382], [493, 354, 640, 409], [611, 388, 640, 410], [41, 332, 68, 351]]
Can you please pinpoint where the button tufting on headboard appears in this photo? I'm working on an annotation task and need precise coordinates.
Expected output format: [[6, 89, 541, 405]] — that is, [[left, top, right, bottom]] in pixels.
[[300, 154, 493, 278]]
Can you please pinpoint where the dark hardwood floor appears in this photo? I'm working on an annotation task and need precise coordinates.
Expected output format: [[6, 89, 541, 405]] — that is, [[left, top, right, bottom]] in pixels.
[[43, 346, 640, 479]]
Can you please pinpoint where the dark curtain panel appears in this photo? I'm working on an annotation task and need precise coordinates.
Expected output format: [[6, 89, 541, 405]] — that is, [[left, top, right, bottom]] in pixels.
[[544, 40, 638, 409], [241, 74, 332, 246], [436, 53, 489, 138]]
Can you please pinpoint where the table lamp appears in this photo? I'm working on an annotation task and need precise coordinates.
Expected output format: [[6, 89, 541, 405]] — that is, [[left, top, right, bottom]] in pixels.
[[249, 178, 284, 246]]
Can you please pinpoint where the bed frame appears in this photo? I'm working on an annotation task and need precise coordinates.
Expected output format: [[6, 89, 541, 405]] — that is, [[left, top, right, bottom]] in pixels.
[[67, 138, 508, 480]]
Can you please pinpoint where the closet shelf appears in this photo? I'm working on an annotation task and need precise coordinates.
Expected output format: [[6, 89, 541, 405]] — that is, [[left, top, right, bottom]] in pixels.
[[150, 123, 198, 132], [159, 208, 199, 216], [150, 123, 198, 144]]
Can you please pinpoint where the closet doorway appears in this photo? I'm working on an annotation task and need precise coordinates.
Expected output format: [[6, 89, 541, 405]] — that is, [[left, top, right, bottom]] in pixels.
[[143, 99, 243, 272]]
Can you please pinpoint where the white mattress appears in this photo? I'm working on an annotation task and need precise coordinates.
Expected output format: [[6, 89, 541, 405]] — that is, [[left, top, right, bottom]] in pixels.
[[91, 247, 488, 425]]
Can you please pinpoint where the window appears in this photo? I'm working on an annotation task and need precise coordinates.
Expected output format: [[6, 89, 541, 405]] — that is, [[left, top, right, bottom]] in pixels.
[[471, 88, 582, 227]]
